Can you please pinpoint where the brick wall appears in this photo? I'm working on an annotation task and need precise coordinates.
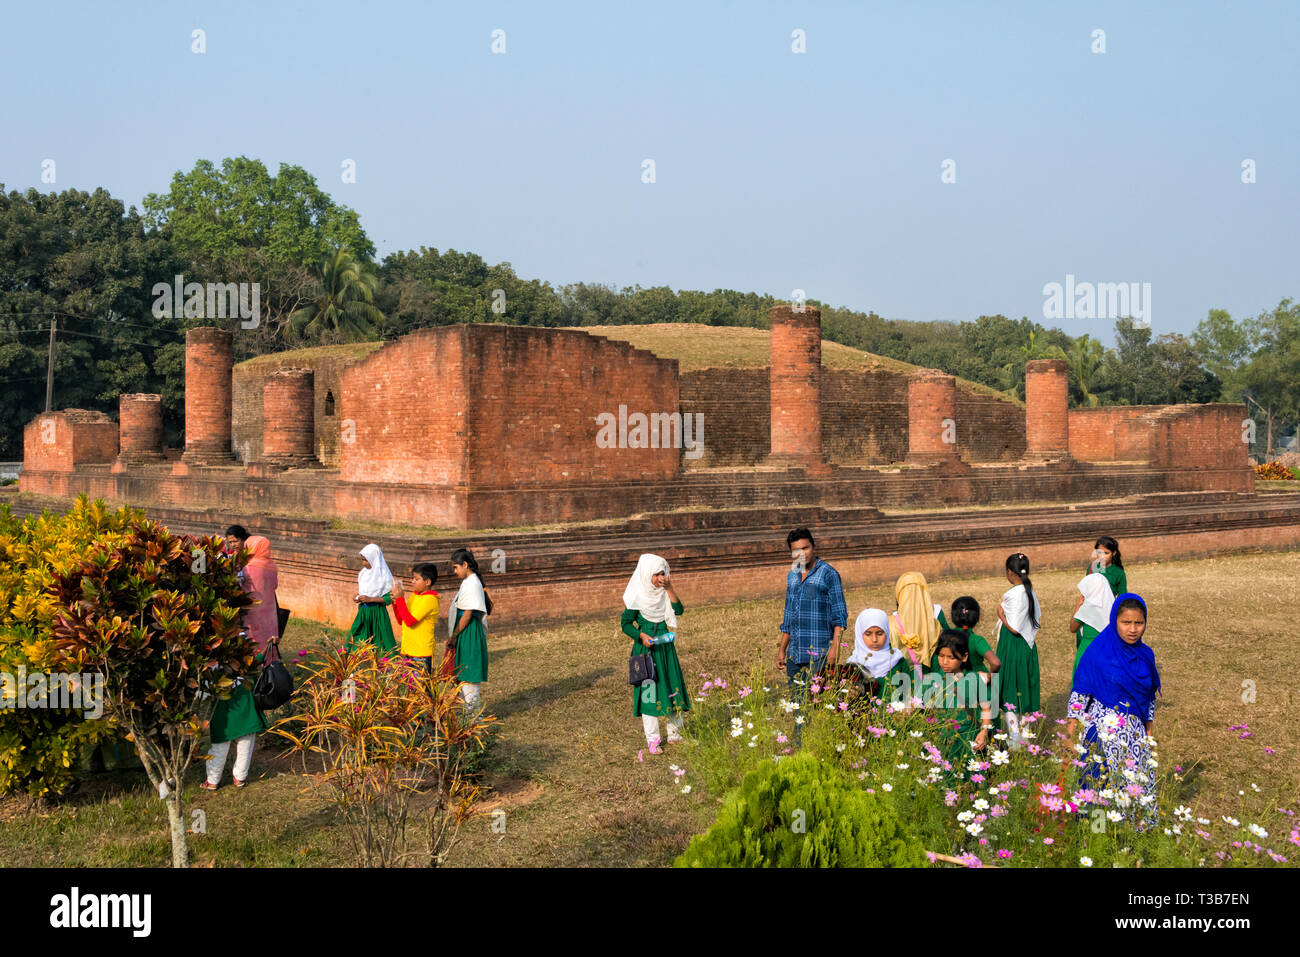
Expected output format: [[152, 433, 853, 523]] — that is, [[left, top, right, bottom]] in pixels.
[[339, 326, 680, 488], [1147, 404, 1250, 471], [233, 350, 372, 467], [22, 410, 118, 473], [1069, 407, 1161, 461], [464, 326, 681, 485], [683, 367, 1023, 467]]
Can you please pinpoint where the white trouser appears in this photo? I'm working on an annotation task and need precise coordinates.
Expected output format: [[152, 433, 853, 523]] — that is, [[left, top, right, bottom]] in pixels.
[[206, 734, 256, 785], [460, 683, 481, 711], [1005, 712, 1024, 750], [641, 712, 684, 745]]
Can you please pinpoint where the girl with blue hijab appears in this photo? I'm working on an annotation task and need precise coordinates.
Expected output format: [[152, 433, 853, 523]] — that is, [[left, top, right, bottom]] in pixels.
[[1066, 593, 1161, 828]]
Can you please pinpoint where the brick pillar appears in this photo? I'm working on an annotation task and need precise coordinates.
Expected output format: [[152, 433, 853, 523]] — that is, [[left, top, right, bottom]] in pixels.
[[117, 393, 164, 462], [182, 326, 236, 464], [907, 370, 959, 463], [260, 367, 317, 467], [1024, 358, 1071, 459], [768, 304, 829, 474]]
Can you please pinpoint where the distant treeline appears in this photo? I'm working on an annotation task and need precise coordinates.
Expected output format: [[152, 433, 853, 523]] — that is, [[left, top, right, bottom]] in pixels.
[[1, 157, 1295, 460]]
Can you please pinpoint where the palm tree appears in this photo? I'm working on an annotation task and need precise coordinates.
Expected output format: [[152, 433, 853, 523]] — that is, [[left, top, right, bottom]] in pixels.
[[1069, 335, 1106, 407], [289, 248, 384, 342]]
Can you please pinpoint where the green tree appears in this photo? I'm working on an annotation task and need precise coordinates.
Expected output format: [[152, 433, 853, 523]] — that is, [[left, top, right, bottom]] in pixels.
[[290, 248, 385, 343], [1239, 299, 1300, 456], [1069, 335, 1107, 407]]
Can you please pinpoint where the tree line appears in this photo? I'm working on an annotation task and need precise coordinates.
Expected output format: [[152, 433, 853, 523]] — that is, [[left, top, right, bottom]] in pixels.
[[1, 156, 1295, 460]]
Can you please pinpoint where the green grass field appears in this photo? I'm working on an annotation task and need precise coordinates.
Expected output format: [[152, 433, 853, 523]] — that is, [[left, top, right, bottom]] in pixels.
[[1, 548, 1295, 867]]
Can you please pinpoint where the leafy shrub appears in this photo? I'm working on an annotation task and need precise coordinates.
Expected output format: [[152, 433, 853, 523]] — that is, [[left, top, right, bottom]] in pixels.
[[0, 496, 140, 798], [52, 518, 254, 866], [1254, 460, 1295, 480], [675, 753, 927, 867], [274, 645, 495, 867]]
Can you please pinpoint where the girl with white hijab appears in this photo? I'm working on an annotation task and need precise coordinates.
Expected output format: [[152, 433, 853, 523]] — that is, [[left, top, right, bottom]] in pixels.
[[447, 548, 490, 712], [846, 608, 908, 701], [347, 543, 397, 653], [621, 554, 690, 753], [1070, 572, 1115, 677]]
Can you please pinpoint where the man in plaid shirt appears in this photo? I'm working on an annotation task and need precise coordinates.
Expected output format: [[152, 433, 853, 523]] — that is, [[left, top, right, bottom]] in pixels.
[[777, 527, 847, 687]]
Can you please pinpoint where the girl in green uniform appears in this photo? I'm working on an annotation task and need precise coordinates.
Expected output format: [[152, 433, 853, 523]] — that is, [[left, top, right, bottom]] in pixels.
[[845, 608, 911, 704], [1070, 572, 1114, 677], [348, 543, 396, 653], [936, 596, 1000, 677], [202, 659, 267, 789], [921, 630, 992, 782], [448, 548, 490, 713], [1087, 535, 1128, 597], [996, 552, 1041, 748], [622, 553, 690, 753]]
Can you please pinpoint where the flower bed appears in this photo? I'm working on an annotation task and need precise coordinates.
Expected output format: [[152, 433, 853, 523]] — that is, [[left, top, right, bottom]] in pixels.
[[670, 664, 1293, 867]]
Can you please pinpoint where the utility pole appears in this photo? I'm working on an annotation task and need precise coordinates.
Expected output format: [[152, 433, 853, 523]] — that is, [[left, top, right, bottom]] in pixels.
[[44, 314, 56, 412]]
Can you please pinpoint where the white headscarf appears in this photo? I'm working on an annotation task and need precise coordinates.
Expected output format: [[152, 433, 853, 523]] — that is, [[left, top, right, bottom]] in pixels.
[[1074, 573, 1114, 633], [848, 608, 903, 677], [358, 543, 394, 597], [1000, 583, 1042, 647], [449, 567, 487, 638], [622, 554, 676, 628]]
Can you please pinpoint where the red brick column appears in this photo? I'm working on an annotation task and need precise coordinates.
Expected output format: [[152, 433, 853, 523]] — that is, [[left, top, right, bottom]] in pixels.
[[907, 370, 959, 463], [768, 304, 829, 474], [117, 393, 164, 462], [182, 327, 236, 464], [261, 367, 317, 467], [1025, 358, 1070, 459]]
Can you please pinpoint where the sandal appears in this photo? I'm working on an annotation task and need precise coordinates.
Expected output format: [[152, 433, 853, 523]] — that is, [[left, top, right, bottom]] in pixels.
[[199, 781, 218, 791], [233, 778, 246, 788]]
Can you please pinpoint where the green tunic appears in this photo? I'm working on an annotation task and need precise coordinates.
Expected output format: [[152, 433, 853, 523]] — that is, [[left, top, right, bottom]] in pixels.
[[211, 679, 267, 743], [861, 658, 915, 705], [921, 670, 986, 780], [936, 611, 993, 674], [623, 600, 691, 718], [1086, 562, 1127, 598], [1072, 622, 1101, 677], [452, 607, 489, 683], [347, 592, 396, 653], [996, 626, 1040, 717]]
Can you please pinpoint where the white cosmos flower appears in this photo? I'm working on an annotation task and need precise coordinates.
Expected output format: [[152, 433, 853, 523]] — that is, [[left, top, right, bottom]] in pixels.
[[1249, 823, 1268, 838], [1222, 816, 1241, 827], [973, 799, 989, 811], [1107, 810, 1123, 822], [990, 750, 1009, 766], [881, 783, 893, 791], [1080, 856, 1093, 867], [965, 823, 983, 836]]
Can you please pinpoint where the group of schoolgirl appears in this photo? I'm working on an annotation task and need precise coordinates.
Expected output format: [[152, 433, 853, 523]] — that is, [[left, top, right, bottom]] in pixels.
[[837, 538, 1131, 779], [344, 542, 492, 713]]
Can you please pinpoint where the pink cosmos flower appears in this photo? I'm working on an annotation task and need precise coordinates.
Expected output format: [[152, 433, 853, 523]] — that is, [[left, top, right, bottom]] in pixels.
[[925, 851, 937, 863], [738, 686, 752, 698], [776, 734, 788, 743], [1040, 795, 1066, 813], [1038, 783, 1061, 795], [997, 849, 1013, 859], [1043, 838, 1054, 845], [944, 790, 958, 806], [971, 774, 986, 784]]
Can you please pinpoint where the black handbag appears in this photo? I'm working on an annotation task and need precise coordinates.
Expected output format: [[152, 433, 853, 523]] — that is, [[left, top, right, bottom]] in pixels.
[[276, 602, 291, 638], [629, 651, 657, 686], [252, 640, 295, 711]]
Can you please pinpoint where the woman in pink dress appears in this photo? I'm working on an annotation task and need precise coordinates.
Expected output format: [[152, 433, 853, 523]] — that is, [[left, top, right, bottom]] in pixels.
[[241, 535, 280, 652]]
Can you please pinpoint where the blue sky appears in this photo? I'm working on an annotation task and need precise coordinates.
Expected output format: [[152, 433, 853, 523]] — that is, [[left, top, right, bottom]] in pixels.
[[1, 0, 1296, 342]]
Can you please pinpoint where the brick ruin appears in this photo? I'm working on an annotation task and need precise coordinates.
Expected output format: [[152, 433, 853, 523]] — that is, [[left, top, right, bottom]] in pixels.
[[16, 305, 1279, 629], [21, 306, 1253, 527]]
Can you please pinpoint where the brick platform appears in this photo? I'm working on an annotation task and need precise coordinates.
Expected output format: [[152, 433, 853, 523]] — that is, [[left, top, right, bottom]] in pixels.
[[6, 489, 1297, 632]]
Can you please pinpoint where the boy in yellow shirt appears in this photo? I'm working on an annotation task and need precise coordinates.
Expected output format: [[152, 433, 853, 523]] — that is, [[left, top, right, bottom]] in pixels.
[[390, 562, 440, 674]]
